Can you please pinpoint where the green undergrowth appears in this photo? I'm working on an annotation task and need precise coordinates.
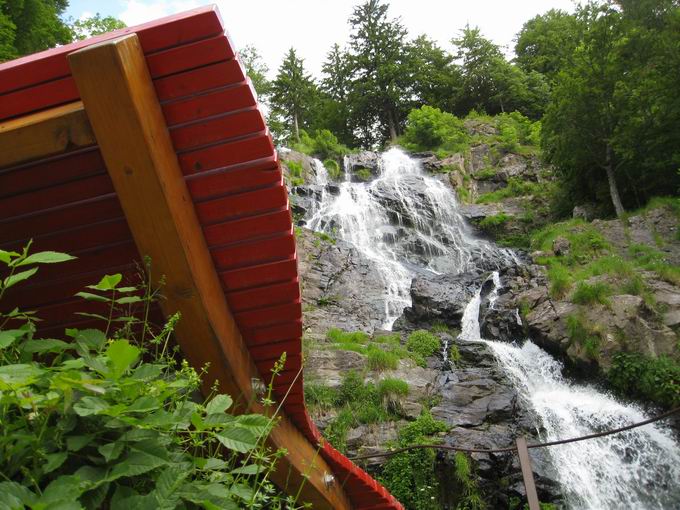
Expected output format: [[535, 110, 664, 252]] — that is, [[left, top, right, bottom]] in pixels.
[[530, 219, 676, 304], [452, 452, 485, 510], [566, 314, 602, 359], [0, 245, 301, 509], [324, 328, 441, 369], [286, 160, 305, 187], [305, 371, 410, 453], [290, 128, 349, 161], [378, 412, 449, 510], [476, 177, 542, 204], [607, 352, 680, 408]]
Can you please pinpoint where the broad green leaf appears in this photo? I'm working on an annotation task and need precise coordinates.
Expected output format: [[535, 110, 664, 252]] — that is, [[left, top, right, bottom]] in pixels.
[[75, 292, 108, 303], [98, 442, 124, 462], [105, 340, 140, 379], [44, 452, 68, 474], [74, 329, 107, 349], [61, 358, 86, 370], [115, 286, 137, 293], [151, 466, 187, 510], [0, 482, 36, 507], [230, 464, 264, 475], [200, 457, 228, 471], [80, 483, 110, 510], [0, 364, 43, 386], [0, 250, 16, 264], [108, 442, 169, 481], [22, 338, 71, 354], [234, 414, 271, 436], [3, 267, 38, 290], [66, 434, 95, 451], [215, 426, 257, 453], [205, 394, 233, 415], [127, 396, 160, 413], [131, 364, 163, 381], [17, 251, 75, 266], [115, 296, 142, 305], [0, 329, 27, 349], [74, 396, 109, 416], [36, 475, 86, 508], [225, 483, 255, 501], [74, 312, 109, 321], [89, 274, 122, 291]]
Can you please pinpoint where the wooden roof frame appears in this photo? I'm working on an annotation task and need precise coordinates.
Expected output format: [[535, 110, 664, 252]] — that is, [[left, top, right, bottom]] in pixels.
[[0, 6, 404, 510]]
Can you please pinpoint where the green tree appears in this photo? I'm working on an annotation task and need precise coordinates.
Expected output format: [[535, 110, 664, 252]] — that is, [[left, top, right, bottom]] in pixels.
[[515, 9, 583, 80], [453, 26, 548, 118], [405, 35, 463, 115], [70, 13, 125, 40], [271, 47, 317, 142], [542, 3, 627, 217], [239, 44, 272, 102], [347, 0, 409, 146], [318, 43, 354, 145], [0, 0, 72, 62]]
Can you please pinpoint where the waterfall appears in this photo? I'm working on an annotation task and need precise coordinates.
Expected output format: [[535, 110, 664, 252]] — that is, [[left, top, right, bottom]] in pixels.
[[459, 272, 680, 510], [305, 148, 511, 328]]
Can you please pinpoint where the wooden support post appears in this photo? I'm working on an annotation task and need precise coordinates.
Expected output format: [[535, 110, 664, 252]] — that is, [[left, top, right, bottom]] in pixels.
[[68, 34, 351, 510], [0, 101, 94, 169], [516, 437, 540, 510]]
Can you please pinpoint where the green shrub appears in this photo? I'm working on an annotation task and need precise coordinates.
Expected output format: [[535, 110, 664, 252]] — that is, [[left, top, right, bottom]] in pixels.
[[571, 281, 612, 305], [448, 344, 462, 363], [478, 213, 509, 234], [367, 345, 399, 371], [375, 333, 402, 346], [566, 314, 601, 359], [474, 167, 497, 180], [547, 262, 572, 298], [406, 330, 440, 361], [0, 248, 295, 509], [305, 382, 339, 410], [379, 412, 448, 510], [291, 129, 349, 160], [402, 106, 470, 154], [377, 378, 409, 399], [354, 167, 372, 181], [629, 244, 680, 285], [323, 158, 343, 180], [327, 328, 369, 344], [608, 353, 680, 408], [453, 452, 486, 510], [476, 177, 541, 204]]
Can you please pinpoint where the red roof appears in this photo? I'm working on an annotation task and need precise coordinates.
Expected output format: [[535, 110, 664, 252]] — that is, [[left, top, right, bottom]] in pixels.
[[0, 6, 403, 510]]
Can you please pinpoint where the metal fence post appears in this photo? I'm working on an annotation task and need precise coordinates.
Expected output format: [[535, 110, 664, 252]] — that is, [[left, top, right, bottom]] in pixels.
[[516, 437, 540, 510]]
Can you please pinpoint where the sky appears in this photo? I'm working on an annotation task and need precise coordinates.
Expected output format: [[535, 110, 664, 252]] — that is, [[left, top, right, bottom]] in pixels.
[[65, 0, 577, 78]]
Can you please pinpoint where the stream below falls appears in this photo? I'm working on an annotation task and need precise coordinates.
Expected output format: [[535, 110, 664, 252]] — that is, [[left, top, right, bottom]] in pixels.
[[300, 148, 680, 509]]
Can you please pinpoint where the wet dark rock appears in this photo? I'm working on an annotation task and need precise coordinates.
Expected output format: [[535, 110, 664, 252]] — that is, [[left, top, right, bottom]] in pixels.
[[395, 271, 481, 330]]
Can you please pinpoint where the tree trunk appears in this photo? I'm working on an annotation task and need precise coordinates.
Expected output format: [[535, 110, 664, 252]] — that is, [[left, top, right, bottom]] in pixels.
[[605, 144, 625, 218], [293, 112, 300, 142], [387, 110, 398, 142]]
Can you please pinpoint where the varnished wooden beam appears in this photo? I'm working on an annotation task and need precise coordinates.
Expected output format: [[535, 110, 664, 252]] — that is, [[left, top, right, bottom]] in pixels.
[[67, 34, 351, 510], [0, 101, 95, 169]]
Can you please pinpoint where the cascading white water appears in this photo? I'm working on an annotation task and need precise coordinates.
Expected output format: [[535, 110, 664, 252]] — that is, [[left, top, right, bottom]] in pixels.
[[306, 148, 511, 328], [459, 272, 680, 509]]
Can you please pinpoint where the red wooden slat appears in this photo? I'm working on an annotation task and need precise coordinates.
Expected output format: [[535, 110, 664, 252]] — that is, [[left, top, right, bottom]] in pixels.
[[0, 196, 122, 245], [0, 77, 79, 121], [212, 234, 295, 271], [155, 59, 245, 102], [179, 131, 274, 174], [146, 35, 234, 78], [243, 321, 302, 346], [219, 258, 299, 292], [186, 157, 279, 199], [195, 184, 288, 225], [0, 6, 225, 95], [226, 280, 300, 313], [170, 108, 266, 151], [162, 81, 256, 125], [0, 174, 114, 220], [234, 302, 301, 329], [0, 149, 104, 198]]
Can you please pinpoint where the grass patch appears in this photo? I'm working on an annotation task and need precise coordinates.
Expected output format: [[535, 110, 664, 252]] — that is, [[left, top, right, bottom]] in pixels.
[[354, 167, 372, 181], [305, 382, 339, 411], [629, 244, 680, 285], [608, 352, 680, 408], [449, 344, 462, 363], [327, 328, 369, 344], [566, 314, 601, 359], [324, 158, 343, 180], [474, 167, 496, 180], [476, 177, 541, 204], [406, 330, 440, 366], [571, 281, 612, 306], [367, 345, 400, 371], [547, 262, 572, 298], [478, 213, 509, 234], [453, 452, 486, 510]]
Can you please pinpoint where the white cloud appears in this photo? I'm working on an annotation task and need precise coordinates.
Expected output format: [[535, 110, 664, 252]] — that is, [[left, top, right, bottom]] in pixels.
[[118, 0, 200, 26], [112, 0, 576, 78]]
